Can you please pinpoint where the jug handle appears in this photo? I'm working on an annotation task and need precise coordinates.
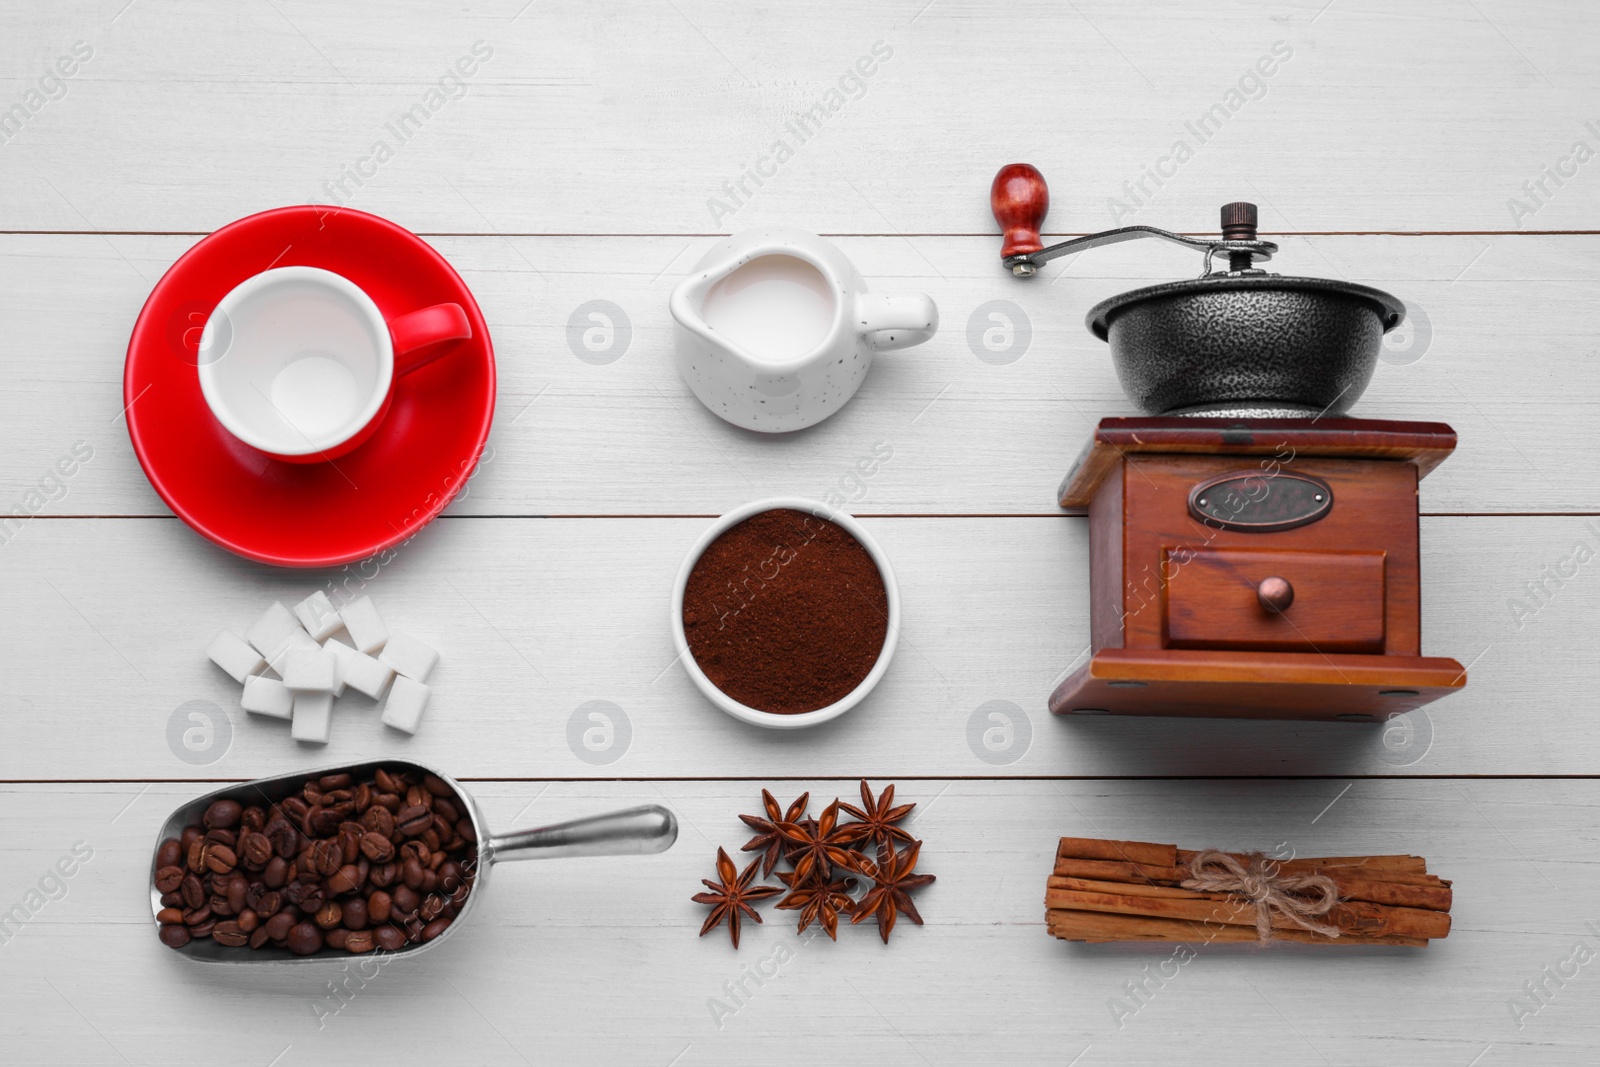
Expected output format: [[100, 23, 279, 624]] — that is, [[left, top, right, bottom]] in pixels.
[[857, 293, 938, 351]]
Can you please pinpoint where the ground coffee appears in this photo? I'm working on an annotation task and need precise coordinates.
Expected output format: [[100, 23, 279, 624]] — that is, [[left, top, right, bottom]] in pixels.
[[683, 508, 888, 714]]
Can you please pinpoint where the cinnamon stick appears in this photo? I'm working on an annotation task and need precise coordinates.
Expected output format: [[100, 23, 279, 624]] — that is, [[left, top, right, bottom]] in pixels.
[[1057, 837, 1178, 867], [1046, 908, 1427, 948], [1045, 887, 1450, 940], [1052, 857, 1451, 911]]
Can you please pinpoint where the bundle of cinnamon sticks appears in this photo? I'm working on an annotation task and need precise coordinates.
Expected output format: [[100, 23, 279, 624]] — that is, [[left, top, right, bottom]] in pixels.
[[1046, 837, 1452, 947]]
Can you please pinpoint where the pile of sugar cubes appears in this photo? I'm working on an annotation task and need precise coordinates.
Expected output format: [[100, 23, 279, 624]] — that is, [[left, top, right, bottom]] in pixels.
[[205, 592, 438, 743]]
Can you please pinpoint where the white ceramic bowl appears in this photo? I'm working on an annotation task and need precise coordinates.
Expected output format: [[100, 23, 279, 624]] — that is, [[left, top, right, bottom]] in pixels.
[[670, 496, 900, 730]]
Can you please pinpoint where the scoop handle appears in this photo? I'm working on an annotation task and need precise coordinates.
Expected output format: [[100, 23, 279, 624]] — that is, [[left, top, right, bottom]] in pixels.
[[486, 804, 678, 863]]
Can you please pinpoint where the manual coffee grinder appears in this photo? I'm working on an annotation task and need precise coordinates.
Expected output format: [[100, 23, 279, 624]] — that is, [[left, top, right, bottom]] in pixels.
[[992, 163, 1466, 721]]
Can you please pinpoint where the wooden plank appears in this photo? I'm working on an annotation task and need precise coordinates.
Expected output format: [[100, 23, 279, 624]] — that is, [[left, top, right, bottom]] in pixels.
[[0, 778, 1595, 1065], [0, 513, 1591, 779], [2, 2, 1599, 232], [2, 233, 1597, 516]]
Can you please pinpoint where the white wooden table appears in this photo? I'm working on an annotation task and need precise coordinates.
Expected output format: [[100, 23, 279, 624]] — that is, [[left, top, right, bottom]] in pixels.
[[4, 2, 1599, 1063]]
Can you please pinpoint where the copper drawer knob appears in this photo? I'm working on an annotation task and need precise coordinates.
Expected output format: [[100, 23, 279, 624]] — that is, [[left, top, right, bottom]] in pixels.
[[1257, 576, 1295, 614]]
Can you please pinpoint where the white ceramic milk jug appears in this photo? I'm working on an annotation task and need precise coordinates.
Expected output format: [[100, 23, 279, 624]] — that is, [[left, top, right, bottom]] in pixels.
[[669, 227, 938, 432]]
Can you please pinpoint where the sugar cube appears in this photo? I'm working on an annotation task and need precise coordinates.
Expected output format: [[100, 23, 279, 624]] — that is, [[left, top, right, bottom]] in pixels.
[[207, 630, 265, 684], [326, 637, 394, 700], [379, 631, 438, 683], [282, 646, 337, 692], [293, 590, 343, 642], [341, 595, 388, 653], [246, 601, 302, 658], [291, 691, 334, 743], [381, 676, 429, 734], [241, 675, 293, 720], [268, 628, 320, 677]]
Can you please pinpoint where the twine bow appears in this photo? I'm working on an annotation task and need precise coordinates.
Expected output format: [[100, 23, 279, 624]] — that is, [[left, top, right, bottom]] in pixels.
[[1179, 850, 1341, 943]]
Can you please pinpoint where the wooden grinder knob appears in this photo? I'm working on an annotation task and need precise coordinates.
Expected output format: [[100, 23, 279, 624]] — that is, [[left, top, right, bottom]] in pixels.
[[1257, 576, 1294, 614], [991, 163, 1049, 274]]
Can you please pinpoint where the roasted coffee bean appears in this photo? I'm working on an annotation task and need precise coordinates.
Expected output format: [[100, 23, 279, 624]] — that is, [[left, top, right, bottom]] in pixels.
[[180, 874, 206, 910], [156, 838, 183, 869], [362, 806, 396, 839], [268, 826, 298, 860], [310, 807, 345, 836], [377, 792, 401, 812], [209, 895, 234, 918], [158, 924, 191, 948], [302, 781, 325, 805], [286, 922, 323, 956], [434, 798, 460, 825], [204, 798, 242, 829], [329, 865, 363, 896], [240, 832, 273, 869], [241, 805, 267, 833], [373, 925, 406, 951], [256, 891, 282, 918], [264, 911, 295, 942], [187, 840, 208, 873], [337, 828, 362, 866], [188, 919, 217, 939], [212, 921, 248, 947], [341, 897, 368, 930], [421, 918, 451, 942], [420, 868, 439, 894], [402, 856, 424, 890], [160, 891, 184, 908], [375, 768, 402, 795], [456, 819, 477, 844], [419, 895, 445, 922], [227, 874, 247, 913], [204, 828, 237, 848], [205, 844, 237, 875], [154, 866, 185, 894], [314, 902, 343, 930], [320, 772, 352, 790], [262, 856, 289, 889], [422, 774, 452, 798], [405, 785, 432, 812], [344, 930, 375, 954], [367, 890, 393, 924], [397, 804, 431, 837], [180, 825, 202, 852], [360, 834, 394, 863], [400, 840, 430, 865], [309, 839, 342, 877], [370, 862, 398, 888], [325, 928, 350, 950], [182, 905, 212, 926], [236, 909, 259, 934], [249, 926, 270, 949], [354, 783, 373, 812], [281, 796, 310, 823], [156, 907, 185, 924], [392, 884, 420, 917]]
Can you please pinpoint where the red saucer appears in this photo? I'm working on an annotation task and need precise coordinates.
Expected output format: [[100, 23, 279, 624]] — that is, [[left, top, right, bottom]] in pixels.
[[124, 206, 496, 567]]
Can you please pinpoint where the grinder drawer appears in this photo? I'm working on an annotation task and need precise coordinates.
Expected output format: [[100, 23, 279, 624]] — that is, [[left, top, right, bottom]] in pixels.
[[1164, 547, 1386, 654]]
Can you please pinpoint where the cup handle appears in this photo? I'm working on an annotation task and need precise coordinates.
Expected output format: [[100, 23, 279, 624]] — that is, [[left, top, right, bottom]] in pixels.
[[856, 293, 939, 351], [390, 303, 473, 376]]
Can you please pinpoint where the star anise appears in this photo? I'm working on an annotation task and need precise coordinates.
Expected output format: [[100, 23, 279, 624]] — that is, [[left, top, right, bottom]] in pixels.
[[836, 779, 916, 853], [850, 840, 936, 944], [778, 800, 859, 883], [692, 847, 783, 949], [776, 870, 857, 940], [738, 789, 809, 877]]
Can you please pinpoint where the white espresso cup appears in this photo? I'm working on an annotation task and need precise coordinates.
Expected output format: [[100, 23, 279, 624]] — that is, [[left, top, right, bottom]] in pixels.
[[197, 266, 471, 462], [670, 227, 938, 432]]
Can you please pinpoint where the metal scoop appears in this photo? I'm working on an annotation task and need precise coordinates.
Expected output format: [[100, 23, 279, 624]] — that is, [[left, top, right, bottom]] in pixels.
[[150, 758, 677, 963]]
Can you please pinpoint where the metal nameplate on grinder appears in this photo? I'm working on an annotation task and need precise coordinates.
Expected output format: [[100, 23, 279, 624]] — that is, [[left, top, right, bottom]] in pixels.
[[1187, 470, 1333, 532]]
